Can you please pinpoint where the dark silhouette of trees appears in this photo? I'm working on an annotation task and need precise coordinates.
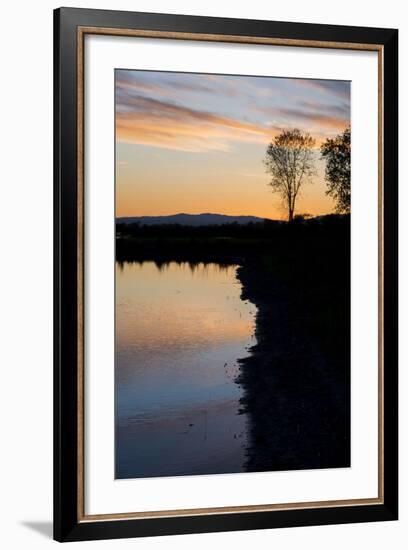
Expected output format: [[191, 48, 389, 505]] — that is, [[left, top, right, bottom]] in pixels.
[[116, 214, 349, 264], [321, 127, 351, 214], [264, 129, 316, 221]]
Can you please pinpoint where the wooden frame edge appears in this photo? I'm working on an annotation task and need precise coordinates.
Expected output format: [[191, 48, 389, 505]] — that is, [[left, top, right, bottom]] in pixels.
[[79, 497, 383, 523], [77, 24, 85, 522], [78, 25, 383, 51], [72, 22, 388, 527]]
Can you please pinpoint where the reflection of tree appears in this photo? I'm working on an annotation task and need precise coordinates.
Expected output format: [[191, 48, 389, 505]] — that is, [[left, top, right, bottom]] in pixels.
[[264, 129, 316, 222], [116, 259, 237, 273], [321, 127, 351, 214]]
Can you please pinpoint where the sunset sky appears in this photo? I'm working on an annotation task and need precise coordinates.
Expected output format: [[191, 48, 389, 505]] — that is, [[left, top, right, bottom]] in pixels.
[[115, 70, 350, 220]]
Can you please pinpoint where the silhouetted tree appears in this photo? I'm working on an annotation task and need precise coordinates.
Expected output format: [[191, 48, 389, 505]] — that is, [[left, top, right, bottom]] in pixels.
[[321, 127, 351, 214], [264, 129, 316, 221]]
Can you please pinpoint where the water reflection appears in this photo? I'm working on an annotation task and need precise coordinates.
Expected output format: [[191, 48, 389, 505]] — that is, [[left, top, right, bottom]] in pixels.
[[115, 261, 257, 478]]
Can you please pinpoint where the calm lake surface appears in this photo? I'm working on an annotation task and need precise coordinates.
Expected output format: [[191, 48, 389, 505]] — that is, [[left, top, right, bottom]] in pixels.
[[115, 261, 257, 479]]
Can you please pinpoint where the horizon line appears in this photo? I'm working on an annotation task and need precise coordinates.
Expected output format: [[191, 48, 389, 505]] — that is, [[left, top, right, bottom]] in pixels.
[[115, 212, 345, 220]]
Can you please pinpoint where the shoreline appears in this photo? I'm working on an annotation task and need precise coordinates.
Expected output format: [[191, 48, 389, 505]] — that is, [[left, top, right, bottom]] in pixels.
[[235, 253, 350, 472]]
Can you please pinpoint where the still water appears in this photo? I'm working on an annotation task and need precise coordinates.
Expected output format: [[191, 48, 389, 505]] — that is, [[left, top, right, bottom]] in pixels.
[[115, 261, 257, 479]]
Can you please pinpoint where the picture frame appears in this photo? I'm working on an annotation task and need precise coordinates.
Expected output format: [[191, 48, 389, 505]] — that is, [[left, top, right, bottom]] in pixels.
[[54, 7, 398, 542]]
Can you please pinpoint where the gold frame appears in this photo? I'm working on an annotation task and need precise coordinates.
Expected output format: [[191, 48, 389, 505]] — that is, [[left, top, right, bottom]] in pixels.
[[76, 27, 384, 523]]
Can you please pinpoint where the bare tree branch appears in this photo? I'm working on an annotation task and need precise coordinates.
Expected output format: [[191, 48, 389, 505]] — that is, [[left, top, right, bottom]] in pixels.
[[264, 129, 316, 221]]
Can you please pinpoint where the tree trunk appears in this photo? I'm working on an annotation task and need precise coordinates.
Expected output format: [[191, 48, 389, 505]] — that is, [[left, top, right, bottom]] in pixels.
[[288, 195, 296, 221], [288, 205, 294, 222]]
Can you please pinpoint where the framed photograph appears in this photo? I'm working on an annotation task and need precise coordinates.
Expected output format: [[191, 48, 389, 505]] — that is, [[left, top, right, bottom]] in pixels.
[[54, 7, 398, 542]]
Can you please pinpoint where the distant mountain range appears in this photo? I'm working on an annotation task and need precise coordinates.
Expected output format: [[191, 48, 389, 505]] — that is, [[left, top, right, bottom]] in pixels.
[[117, 213, 274, 226]]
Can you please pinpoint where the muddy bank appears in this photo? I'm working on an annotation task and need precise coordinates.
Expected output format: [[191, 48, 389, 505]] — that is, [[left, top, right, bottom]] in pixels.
[[236, 247, 350, 472]]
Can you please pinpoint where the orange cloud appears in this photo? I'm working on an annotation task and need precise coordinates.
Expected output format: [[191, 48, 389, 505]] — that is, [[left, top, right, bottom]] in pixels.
[[116, 94, 348, 152], [116, 96, 277, 152]]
